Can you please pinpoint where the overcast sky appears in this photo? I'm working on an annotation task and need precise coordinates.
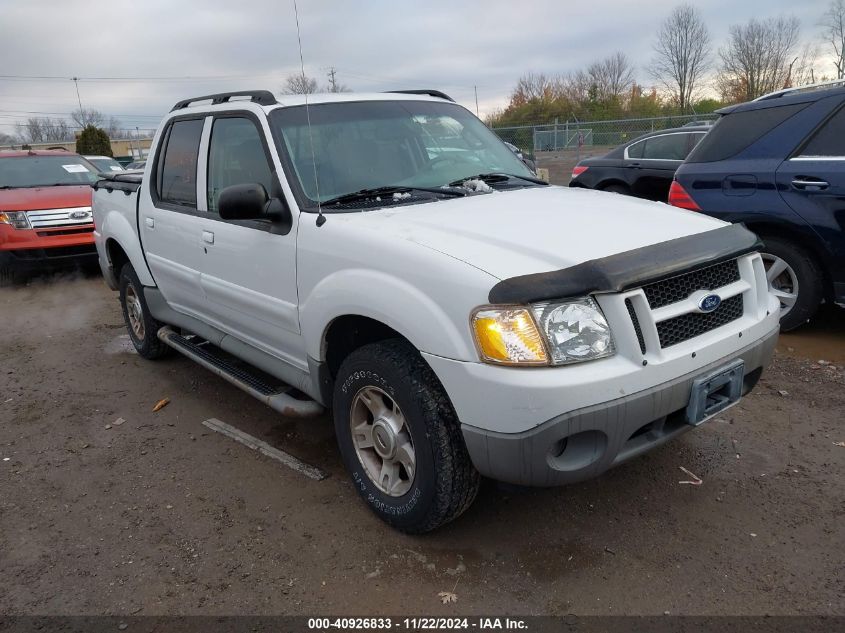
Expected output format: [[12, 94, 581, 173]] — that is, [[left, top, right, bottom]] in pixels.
[[0, 0, 835, 134]]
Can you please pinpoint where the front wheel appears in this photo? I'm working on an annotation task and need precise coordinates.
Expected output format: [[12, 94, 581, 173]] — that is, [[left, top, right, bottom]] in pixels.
[[759, 236, 823, 331], [333, 339, 480, 533]]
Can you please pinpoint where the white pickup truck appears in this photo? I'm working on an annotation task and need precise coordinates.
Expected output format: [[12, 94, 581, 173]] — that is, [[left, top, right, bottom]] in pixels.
[[93, 89, 780, 532]]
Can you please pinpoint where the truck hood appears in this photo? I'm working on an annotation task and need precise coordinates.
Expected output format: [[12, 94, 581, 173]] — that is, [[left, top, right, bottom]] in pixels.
[[0, 185, 92, 212], [349, 186, 729, 280]]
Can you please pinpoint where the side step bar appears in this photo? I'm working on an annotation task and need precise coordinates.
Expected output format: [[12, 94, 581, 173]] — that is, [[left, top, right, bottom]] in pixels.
[[157, 326, 324, 418]]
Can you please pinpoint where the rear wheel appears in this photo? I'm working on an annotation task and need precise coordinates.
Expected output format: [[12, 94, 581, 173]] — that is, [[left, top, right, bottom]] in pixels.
[[333, 339, 480, 533], [759, 236, 823, 331], [119, 263, 171, 359]]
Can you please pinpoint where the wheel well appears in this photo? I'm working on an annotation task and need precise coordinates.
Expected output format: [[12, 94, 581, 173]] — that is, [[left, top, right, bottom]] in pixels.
[[598, 180, 629, 192], [324, 315, 407, 379], [745, 221, 832, 296], [106, 239, 130, 275]]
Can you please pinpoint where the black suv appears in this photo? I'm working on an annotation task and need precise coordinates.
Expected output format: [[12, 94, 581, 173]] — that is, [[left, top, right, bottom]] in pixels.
[[569, 126, 709, 201], [671, 82, 845, 330]]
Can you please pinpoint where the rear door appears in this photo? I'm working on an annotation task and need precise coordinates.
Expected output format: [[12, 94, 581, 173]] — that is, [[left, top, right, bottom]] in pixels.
[[196, 114, 305, 369], [776, 104, 845, 279], [139, 117, 208, 318], [626, 132, 697, 201]]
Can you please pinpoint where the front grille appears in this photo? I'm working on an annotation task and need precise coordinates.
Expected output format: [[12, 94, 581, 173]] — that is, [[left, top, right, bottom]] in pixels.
[[656, 295, 744, 348], [36, 226, 95, 237], [643, 259, 740, 309], [26, 207, 93, 228]]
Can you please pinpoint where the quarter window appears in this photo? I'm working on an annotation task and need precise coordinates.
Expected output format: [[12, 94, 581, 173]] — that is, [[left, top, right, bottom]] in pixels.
[[799, 106, 845, 157], [207, 117, 274, 213], [627, 139, 645, 159], [157, 119, 203, 207]]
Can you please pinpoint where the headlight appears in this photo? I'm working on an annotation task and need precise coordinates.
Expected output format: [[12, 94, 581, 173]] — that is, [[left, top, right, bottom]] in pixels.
[[471, 307, 549, 365], [531, 297, 615, 364], [0, 211, 30, 230]]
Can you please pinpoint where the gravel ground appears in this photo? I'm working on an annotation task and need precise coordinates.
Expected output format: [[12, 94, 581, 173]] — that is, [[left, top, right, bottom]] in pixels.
[[1, 273, 843, 616]]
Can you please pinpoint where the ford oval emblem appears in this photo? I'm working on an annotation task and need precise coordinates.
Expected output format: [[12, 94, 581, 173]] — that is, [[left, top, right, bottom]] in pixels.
[[70, 210, 90, 220], [698, 293, 722, 313]]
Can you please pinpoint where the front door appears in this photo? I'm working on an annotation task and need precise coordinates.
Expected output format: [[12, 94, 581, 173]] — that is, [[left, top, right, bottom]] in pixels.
[[196, 115, 305, 370]]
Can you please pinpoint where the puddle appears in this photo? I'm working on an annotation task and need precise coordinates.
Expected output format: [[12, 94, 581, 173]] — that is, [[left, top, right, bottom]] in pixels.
[[778, 304, 845, 363], [104, 334, 137, 355]]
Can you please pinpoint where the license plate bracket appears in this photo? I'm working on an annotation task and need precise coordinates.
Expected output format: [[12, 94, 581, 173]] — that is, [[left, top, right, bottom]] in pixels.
[[685, 359, 745, 426]]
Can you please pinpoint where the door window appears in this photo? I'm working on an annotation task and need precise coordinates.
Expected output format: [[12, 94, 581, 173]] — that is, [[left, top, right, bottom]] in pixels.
[[207, 117, 275, 213], [798, 106, 845, 158], [157, 119, 203, 207], [641, 133, 689, 160]]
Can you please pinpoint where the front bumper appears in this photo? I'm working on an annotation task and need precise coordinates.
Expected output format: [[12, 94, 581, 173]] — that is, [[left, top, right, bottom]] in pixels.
[[459, 326, 777, 486]]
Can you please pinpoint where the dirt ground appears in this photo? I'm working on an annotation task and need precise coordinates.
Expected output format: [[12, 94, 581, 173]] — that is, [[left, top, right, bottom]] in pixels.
[[1, 272, 843, 616]]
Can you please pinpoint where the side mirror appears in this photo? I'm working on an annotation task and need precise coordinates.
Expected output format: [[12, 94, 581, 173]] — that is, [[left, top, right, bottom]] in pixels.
[[218, 183, 269, 220], [218, 183, 292, 234]]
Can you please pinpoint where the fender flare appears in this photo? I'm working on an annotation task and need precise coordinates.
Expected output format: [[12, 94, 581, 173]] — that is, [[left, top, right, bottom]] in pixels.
[[300, 268, 476, 363], [100, 210, 155, 287]]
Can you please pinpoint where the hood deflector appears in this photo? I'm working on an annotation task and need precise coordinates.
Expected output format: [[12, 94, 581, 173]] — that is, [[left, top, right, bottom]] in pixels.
[[488, 224, 762, 304]]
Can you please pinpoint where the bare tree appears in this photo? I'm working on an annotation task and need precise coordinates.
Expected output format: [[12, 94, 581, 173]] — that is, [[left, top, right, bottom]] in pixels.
[[584, 52, 635, 101], [0, 131, 17, 146], [822, 0, 845, 79], [791, 43, 822, 86], [283, 72, 319, 95], [649, 4, 710, 112], [509, 72, 565, 106], [16, 117, 73, 143], [104, 116, 125, 138], [718, 16, 801, 101], [71, 108, 105, 128]]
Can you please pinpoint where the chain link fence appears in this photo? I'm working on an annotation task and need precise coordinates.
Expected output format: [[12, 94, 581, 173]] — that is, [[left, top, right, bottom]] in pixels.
[[493, 113, 719, 154]]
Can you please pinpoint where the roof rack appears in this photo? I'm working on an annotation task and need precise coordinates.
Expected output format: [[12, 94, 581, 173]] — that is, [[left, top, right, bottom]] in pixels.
[[386, 89, 455, 102], [753, 79, 845, 102], [170, 90, 277, 112]]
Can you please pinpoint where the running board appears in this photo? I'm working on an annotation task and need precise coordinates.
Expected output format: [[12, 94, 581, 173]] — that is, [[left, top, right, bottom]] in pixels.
[[157, 326, 324, 418]]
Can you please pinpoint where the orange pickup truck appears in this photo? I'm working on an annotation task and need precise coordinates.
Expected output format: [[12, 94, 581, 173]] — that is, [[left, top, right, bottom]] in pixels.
[[0, 149, 101, 285]]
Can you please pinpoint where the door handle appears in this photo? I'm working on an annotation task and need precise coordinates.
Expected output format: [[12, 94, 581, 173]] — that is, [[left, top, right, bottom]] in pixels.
[[628, 162, 642, 168], [144, 217, 154, 229], [202, 230, 215, 244], [792, 178, 829, 190]]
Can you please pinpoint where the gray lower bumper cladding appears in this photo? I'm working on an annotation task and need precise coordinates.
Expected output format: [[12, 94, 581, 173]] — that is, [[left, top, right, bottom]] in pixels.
[[461, 327, 778, 487]]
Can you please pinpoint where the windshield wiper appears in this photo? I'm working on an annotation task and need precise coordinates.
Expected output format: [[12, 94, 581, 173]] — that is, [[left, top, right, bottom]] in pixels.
[[321, 185, 466, 207], [448, 172, 548, 187]]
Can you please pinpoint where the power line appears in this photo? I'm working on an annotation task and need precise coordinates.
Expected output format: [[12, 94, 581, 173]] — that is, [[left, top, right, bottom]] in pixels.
[[0, 73, 279, 83]]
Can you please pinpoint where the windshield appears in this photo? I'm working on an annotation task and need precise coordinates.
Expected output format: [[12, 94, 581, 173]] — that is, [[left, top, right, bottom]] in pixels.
[[269, 100, 534, 208], [88, 157, 124, 172], [0, 155, 100, 188]]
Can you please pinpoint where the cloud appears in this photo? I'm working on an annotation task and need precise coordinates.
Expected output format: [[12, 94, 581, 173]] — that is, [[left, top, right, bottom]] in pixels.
[[0, 0, 833, 130]]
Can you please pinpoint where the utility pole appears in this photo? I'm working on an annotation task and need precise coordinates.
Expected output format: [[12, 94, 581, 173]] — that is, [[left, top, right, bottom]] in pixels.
[[474, 85, 479, 117], [71, 77, 83, 111], [327, 66, 338, 93]]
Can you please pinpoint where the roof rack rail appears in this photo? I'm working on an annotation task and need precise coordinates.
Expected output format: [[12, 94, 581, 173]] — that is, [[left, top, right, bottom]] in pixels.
[[753, 79, 845, 102], [170, 90, 277, 112], [386, 89, 455, 102]]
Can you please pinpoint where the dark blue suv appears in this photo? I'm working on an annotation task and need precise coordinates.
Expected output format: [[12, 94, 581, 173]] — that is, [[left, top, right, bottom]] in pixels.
[[670, 83, 845, 330]]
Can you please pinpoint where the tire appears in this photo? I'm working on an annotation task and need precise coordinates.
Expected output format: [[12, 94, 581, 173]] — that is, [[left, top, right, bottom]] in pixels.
[[758, 235, 823, 331], [0, 263, 19, 288], [601, 183, 630, 195], [333, 339, 480, 533], [118, 263, 171, 359]]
